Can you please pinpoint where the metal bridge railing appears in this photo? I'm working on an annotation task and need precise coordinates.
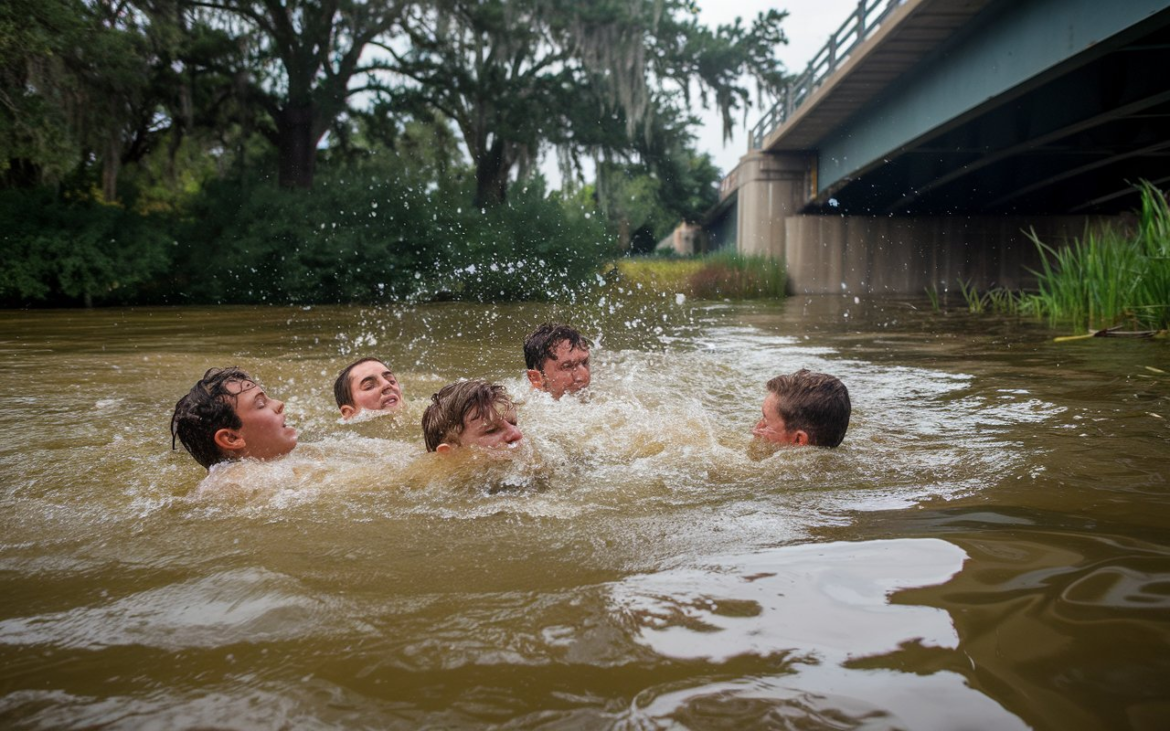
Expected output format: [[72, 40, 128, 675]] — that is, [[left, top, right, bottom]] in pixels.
[[749, 0, 906, 150]]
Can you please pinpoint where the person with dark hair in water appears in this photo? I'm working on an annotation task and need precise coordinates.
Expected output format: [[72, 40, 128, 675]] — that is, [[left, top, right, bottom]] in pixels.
[[334, 357, 403, 420], [523, 323, 592, 399], [171, 367, 298, 469]]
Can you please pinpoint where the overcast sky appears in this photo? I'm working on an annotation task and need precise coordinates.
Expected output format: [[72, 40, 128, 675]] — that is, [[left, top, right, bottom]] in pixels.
[[694, 0, 861, 175]]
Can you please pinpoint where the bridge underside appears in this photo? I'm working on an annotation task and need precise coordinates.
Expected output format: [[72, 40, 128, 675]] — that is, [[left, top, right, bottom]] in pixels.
[[811, 5, 1170, 216]]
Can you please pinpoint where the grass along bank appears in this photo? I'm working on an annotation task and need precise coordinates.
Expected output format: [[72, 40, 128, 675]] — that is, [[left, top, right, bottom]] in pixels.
[[613, 252, 787, 300], [931, 181, 1170, 334]]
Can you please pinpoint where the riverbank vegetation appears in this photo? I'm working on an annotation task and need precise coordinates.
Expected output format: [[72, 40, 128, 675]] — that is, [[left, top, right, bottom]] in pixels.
[[614, 252, 787, 300], [1, 0, 790, 308], [932, 181, 1170, 333]]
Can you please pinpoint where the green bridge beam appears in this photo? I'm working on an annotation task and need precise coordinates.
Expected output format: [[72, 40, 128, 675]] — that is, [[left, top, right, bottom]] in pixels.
[[817, 0, 1170, 197]]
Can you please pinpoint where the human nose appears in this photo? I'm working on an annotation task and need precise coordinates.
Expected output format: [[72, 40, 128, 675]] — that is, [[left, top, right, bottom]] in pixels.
[[504, 423, 523, 444], [273, 398, 285, 413]]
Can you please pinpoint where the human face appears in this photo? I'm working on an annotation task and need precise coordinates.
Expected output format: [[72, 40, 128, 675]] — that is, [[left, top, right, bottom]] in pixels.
[[752, 392, 803, 446], [345, 361, 402, 418], [532, 340, 591, 399], [461, 405, 523, 449], [228, 380, 298, 460]]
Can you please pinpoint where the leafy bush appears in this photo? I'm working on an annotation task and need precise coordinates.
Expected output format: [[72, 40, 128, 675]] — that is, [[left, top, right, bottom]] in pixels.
[[0, 188, 173, 306], [172, 170, 434, 304], [172, 163, 616, 304], [2, 159, 617, 307], [432, 180, 615, 301]]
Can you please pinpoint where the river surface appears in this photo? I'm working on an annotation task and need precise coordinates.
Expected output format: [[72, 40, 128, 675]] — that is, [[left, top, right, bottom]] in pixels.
[[0, 296, 1167, 730]]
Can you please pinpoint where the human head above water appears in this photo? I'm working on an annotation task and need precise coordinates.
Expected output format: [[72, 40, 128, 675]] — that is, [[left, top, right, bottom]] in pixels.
[[422, 380, 522, 453], [334, 357, 403, 419], [753, 369, 851, 448], [523, 323, 592, 399], [171, 367, 298, 469]]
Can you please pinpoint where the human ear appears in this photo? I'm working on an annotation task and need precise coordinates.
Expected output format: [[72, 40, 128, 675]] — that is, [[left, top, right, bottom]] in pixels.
[[340, 404, 356, 419], [526, 369, 546, 391], [213, 428, 244, 452], [791, 430, 810, 446], [435, 443, 453, 454]]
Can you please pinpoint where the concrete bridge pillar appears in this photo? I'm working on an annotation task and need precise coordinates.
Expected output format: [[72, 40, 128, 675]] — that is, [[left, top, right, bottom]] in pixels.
[[734, 151, 815, 258]]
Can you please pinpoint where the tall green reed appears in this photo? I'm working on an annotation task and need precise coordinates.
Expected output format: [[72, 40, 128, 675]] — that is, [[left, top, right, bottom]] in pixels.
[[1025, 181, 1170, 330]]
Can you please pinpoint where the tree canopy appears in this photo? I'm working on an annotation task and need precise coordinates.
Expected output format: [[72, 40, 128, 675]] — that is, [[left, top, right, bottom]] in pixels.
[[3, 0, 787, 198], [1, 0, 792, 307], [386, 0, 786, 207]]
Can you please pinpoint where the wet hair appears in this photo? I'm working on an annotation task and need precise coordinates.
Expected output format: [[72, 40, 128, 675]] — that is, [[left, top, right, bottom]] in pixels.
[[765, 369, 851, 448], [523, 323, 592, 372], [171, 367, 255, 469], [422, 380, 516, 452], [334, 357, 389, 409]]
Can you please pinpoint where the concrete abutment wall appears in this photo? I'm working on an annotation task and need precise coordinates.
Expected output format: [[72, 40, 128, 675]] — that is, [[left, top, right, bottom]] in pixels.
[[728, 150, 1115, 295], [732, 151, 815, 258], [782, 214, 1111, 295]]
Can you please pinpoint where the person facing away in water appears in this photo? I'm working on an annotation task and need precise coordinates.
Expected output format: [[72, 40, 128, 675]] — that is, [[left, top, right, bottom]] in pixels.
[[422, 380, 523, 454], [171, 367, 298, 469], [753, 369, 851, 448], [523, 323, 592, 399], [334, 357, 403, 420]]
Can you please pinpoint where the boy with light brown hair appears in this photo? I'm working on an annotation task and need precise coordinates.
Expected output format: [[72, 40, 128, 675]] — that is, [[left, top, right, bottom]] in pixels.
[[752, 369, 851, 448], [422, 380, 523, 453]]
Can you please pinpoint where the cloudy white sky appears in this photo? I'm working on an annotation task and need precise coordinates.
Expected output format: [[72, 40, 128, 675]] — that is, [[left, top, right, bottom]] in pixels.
[[694, 0, 861, 175]]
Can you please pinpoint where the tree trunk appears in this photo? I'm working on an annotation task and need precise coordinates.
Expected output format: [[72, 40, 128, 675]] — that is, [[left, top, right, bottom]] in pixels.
[[277, 104, 317, 189], [102, 136, 120, 202], [473, 139, 511, 209]]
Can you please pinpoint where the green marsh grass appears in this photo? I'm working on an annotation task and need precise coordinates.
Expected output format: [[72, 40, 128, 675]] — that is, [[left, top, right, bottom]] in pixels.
[[958, 279, 986, 314], [925, 284, 941, 312], [1025, 181, 1170, 330], [950, 182, 1169, 332], [615, 252, 786, 299]]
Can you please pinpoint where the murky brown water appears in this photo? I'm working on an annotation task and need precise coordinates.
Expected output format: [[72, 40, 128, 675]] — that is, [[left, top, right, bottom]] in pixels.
[[0, 296, 1167, 730]]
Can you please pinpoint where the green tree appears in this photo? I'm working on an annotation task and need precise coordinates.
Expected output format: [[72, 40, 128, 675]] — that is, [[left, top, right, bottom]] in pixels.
[[1, 0, 161, 197], [386, 0, 786, 208], [185, 0, 404, 188], [0, 0, 235, 201], [593, 102, 721, 251]]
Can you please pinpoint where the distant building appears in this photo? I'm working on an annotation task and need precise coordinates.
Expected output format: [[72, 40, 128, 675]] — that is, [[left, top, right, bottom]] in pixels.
[[655, 222, 705, 256]]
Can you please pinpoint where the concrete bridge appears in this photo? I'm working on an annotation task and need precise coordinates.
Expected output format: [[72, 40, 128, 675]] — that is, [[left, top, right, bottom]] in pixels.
[[707, 0, 1170, 294]]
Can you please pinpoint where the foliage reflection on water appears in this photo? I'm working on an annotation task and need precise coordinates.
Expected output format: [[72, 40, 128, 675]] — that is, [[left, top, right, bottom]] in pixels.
[[0, 296, 1166, 730]]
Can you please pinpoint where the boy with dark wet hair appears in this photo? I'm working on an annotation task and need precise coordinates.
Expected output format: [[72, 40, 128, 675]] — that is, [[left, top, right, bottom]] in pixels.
[[523, 323, 592, 399], [753, 369, 851, 448], [334, 357, 403, 419], [171, 367, 298, 469], [422, 380, 523, 453]]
